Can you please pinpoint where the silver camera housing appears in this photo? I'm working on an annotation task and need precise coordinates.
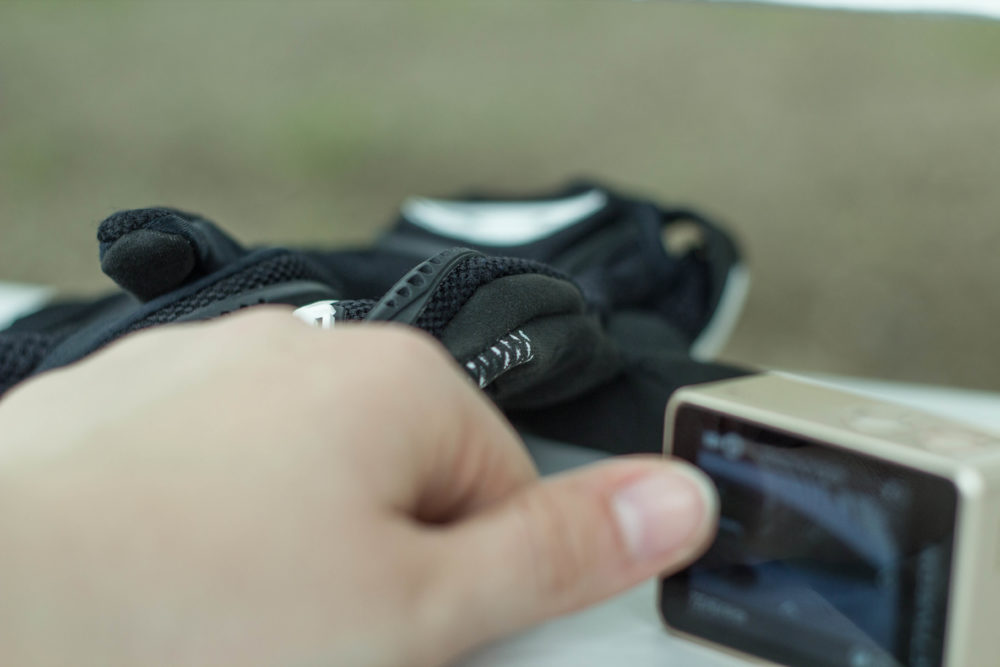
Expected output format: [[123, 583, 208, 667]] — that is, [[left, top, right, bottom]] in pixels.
[[659, 373, 1000, 666]]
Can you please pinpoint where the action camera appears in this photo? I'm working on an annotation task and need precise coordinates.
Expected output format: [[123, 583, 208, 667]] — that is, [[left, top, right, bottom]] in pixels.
[[660, 374, 1000, 667]]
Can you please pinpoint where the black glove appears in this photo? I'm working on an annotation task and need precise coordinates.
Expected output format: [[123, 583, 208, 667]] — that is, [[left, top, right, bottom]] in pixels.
[[1, 182, 753, 454]]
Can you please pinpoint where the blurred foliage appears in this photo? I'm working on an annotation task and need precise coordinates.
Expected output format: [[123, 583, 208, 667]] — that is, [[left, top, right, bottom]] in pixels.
[[1, 1, 998, 387]]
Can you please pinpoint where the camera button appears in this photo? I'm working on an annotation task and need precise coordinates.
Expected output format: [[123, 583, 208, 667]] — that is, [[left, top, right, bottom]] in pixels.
[[847, 414, 908, 436], [921, 429, 982, 452]]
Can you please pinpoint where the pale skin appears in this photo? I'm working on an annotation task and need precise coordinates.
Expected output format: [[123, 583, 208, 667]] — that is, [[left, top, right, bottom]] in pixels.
[[0, 308, 718, 667]]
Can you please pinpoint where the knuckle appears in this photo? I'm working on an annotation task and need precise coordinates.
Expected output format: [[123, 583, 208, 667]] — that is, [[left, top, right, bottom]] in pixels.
[[183, 307, 298, 353], [222, 306, 298, 335], [366, 325, 452, 376], [382, 324, 445, 358], [186, 307, 310, 371]]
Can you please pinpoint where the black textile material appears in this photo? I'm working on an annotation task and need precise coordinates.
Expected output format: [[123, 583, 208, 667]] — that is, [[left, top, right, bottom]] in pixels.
[[2, 192, 752, 459], [0, 331, 64, 394], [338, 300, 377, 321], [4, 293, 134, 335], [97, 207, 192, 244], [415, 256, 566, 338], [98, 207, 246, 302], [8, 251, 573, 392], [649, 256, 709, 341], [605, 310, 692, 360], [0, 293, 136, 393], [464, 329, 534, 389], [382, 181, 623, 264], [380, 180, 742, 348], [303, 249, 417, 300], [123, 252, 333, 331], [100, 229, 197, 302], [33, 249, 344, 376], [441, 273, 620, 410], [508, 306, 753, 453], [510, 354, 753, 455], [0, 245, 749, 456]]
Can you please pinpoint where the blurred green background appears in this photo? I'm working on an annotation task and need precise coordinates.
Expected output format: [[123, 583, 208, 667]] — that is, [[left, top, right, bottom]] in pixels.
[[1, 1, 998, 388]]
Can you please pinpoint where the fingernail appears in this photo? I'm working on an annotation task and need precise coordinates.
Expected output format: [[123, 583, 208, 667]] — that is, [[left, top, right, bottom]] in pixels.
[[611, 465, 717, 562]]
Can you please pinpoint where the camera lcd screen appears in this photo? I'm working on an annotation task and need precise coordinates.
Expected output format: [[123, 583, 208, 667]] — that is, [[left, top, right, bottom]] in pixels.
[[660, 405, 958, 667]]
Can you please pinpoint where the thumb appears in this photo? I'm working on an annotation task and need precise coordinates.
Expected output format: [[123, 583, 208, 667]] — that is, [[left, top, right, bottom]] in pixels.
[[426, 457, 718, 657]]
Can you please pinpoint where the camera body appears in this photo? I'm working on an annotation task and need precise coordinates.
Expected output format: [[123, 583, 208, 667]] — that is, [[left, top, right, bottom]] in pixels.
[[659, 373, 1000, 667]]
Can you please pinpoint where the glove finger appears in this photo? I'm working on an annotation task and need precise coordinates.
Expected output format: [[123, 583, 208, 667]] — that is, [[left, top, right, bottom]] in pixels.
[[98, 207, 247, 301]]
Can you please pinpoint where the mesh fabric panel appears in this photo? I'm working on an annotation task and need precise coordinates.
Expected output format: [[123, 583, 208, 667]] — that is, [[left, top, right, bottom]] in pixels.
[[97, 208, 195, 244], [0, 331, 65, 393], [414, 256, 568, 338], [339, 300, 375, 320], [121, 253, 338, 335]]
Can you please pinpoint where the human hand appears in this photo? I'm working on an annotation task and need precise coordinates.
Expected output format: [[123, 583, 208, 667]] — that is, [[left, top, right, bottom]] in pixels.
[[0, 308, 717, 666]]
